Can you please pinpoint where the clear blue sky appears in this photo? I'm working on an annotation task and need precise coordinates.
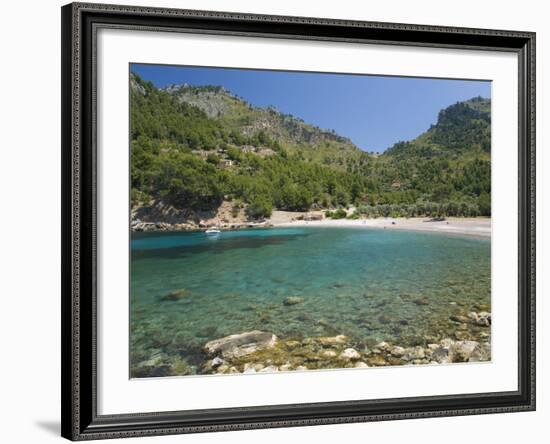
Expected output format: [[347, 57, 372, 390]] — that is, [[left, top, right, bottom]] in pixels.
[[131, 63, 491, 152]]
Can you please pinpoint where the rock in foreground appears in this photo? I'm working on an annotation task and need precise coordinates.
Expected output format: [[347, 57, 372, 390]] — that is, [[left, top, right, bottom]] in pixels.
[[198, 328, 490, 376], [204, 331, 278, 360], [340, 348, 361, 360]]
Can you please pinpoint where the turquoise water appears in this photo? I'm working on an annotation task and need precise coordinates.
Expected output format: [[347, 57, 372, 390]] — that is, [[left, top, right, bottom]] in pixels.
[[130, 227, 490, 371]]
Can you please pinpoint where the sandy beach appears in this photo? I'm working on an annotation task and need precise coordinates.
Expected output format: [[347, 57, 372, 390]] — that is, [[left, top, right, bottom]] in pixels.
[[269, 211, 491, 238]]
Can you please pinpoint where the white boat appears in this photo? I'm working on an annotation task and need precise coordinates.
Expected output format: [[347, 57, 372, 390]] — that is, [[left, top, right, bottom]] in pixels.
[[205, 227, 221, 235]]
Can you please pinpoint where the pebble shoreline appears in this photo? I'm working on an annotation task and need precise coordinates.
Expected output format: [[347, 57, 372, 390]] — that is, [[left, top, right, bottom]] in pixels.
[[131, 311, 491, 378]]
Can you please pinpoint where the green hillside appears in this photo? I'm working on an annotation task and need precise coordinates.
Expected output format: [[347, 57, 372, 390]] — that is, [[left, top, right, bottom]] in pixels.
[[164, 81, 363, 166], [130, 73, 491, 220]]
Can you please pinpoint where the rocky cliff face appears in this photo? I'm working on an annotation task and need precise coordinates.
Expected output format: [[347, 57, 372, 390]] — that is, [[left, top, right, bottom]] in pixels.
[[385, 96, 491, 157], [163, 82, 358, 152], [164, 84, 234, 119]]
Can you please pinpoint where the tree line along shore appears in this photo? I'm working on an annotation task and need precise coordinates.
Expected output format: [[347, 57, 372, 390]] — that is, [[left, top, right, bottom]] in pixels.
[[130, 73, 491, 226]]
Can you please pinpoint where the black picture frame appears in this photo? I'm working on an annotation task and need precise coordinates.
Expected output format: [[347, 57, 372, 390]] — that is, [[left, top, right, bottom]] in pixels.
[[61, 2, 536, 440]]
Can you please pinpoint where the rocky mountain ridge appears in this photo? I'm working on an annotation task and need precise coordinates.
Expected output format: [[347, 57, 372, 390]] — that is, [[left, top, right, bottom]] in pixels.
[[162, 81, 358, 154]]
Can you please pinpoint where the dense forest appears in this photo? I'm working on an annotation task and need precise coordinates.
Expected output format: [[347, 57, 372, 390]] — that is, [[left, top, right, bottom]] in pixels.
[[130, 73, 491, 220]]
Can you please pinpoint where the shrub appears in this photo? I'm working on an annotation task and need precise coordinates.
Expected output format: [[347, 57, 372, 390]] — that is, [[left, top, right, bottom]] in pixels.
[[206, 153, 220, 165], [327, 208, 347, 219], [245, 196, 272, 220], [478, 192, 491, 216], [130, 188, 148, 207]]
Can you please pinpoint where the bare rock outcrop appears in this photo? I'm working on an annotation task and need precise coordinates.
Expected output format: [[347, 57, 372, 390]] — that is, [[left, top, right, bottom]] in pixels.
[[204, 331, 278, 360]]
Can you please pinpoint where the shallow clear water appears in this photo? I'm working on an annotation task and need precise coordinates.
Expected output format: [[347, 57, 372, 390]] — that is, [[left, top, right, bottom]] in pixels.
[[130, 227, 490, 370]]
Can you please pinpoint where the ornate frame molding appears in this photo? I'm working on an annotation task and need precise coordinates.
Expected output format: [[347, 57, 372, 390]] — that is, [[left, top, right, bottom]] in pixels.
[[61, 2, 535, 440]]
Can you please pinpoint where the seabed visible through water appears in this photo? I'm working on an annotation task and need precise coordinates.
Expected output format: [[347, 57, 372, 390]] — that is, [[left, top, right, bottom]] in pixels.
[[130, 227, 491, 377]]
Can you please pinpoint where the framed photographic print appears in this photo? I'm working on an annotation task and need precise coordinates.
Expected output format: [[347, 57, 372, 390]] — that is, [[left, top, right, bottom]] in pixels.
[[61, 2, 536, 440]]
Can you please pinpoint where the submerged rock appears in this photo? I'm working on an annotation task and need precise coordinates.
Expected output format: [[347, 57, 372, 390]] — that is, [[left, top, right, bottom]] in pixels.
[[283, 296, 305, 306], [449, 314, 469, 324], [169, 357, 194, 376], [413, 297, 429, 306], [314, 335, 348, 346], [160, 288, 192, 302], [132, 353, 193, 378], [204, 331, 278, 360], [198, 325, 219, 337]]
